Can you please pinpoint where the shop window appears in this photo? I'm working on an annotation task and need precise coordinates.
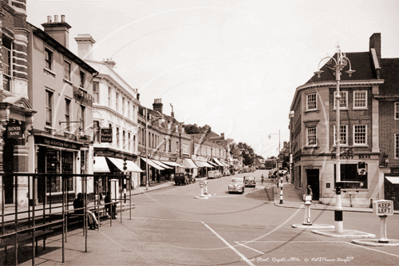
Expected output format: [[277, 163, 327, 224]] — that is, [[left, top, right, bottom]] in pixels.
[[334, 164, 367, 189]]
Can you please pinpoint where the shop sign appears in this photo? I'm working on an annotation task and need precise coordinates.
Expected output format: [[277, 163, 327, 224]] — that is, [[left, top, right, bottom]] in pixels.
[[37, 136, 80, 150], [7, 123, 22, 138], [101, 128, 113, 143]]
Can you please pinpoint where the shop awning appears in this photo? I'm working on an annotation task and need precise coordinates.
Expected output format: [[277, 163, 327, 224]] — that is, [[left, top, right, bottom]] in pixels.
[[141, 158, 165, 170], [222, 162, 229, 167], [162, 161, 185, 168], [385, 176, 399, 184], [194, 160, 213, 168], [152, 160, 173, 169], [213, 158, 225, 167], [94, 156, 110, 173], [207, 161, 217, 166], [107, 157, 143, 172], [183, 158, 198, 169]]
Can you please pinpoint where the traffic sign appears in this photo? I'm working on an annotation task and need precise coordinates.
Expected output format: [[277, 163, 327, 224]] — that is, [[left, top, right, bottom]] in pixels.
[[373, 200, 394, 216]]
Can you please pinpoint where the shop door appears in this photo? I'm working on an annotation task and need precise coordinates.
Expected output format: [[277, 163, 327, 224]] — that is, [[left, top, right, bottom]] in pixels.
[[306, 169, 320, 200], [3, 139, 15, 204]]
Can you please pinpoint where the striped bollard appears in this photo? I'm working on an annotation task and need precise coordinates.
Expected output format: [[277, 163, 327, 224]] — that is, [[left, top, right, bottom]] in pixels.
[[279, 179, 283, 204], [335, 185, 343, 233]]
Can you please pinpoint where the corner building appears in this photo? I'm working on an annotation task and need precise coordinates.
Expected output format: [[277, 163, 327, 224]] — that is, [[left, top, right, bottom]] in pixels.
[[289, 33, 384, 208]]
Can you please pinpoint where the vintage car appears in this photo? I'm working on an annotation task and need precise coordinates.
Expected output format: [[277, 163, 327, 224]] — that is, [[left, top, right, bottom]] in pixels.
[[244, 176, 256, 187], [174, 173, 190, 185], [228, 177, 245, 194], [207, 170, 222, 179]]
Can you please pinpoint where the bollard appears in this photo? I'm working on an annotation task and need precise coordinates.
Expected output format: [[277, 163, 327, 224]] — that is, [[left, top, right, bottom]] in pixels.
[[303, 194, 312, 225], [204, 180, 209, 195], [279, 179, 283, 204], [373, 200, 394, 243], [335, 184, 343, 233]]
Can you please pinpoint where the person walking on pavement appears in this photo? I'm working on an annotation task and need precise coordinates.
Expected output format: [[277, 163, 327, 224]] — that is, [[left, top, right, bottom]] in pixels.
[[261, 174, 264, 184]]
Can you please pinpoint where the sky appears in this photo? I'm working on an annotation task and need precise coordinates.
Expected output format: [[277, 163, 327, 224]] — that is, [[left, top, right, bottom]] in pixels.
[[26, 0, 399, 158]]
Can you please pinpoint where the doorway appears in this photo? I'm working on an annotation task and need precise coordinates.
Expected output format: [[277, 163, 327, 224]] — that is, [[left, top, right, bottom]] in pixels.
[[306, 169, 320, 201]]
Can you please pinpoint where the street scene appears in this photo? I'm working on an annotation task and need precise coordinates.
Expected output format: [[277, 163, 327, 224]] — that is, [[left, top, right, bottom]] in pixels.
[[1, 0, 399, 265]]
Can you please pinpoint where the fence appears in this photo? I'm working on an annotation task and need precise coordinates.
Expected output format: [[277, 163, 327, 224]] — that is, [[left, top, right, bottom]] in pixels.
[[0, 173, 133, 265]]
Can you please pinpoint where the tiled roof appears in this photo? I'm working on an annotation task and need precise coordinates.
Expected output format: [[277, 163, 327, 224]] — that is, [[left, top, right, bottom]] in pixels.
[[380, 58, 399, 95], [305, 52, 375, 84]]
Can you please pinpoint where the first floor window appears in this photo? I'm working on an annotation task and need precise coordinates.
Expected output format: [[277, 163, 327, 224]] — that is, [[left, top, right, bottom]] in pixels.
[[334, 164, 367, 189], [395, 102, 399, 120], [334, 91, 348, 109], [306, 93, 317, 110], [46, 90, 53, 126], [395, 134, 399, 158], [354, 90, 367, 108], [334, 125, 347, 145], [307, 127, 317, 145], [354, 125, 366, 145]]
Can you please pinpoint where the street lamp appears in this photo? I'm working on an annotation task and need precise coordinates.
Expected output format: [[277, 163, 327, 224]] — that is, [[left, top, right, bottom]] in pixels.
[[145, 111, 165, 190], [315, 45, 355, 233]]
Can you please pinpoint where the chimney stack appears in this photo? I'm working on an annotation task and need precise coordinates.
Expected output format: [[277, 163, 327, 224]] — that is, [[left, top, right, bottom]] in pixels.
[[75, 34, 96, 60], [153, 98, 163, 114], [369, 33, 381, 60], [103, 58, 116, 69], [42, 15, 71, 49]]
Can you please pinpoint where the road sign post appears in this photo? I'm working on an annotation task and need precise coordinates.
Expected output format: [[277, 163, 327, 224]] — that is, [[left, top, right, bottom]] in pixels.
[[373, 200, 394, 243]]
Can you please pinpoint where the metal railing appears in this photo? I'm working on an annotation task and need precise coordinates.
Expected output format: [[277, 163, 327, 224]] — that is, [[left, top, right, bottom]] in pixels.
[[0, 173, 133, 266]]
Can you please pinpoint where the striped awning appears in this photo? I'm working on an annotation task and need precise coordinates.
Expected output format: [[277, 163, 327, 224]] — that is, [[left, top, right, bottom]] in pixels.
[[93, 156, 110, 173], [213, 158, 225, 167], [107, 157, 143, 172], [183, 159, 198, 169], [141, 158, 165, 170], [194, 160, 213, 168], [152, 160, 173, 169]]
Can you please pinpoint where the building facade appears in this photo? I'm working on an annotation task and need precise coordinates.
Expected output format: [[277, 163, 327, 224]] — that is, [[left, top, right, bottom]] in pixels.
[[27, 15, 97, 203], [289, 33, 385, 208], [75, 34, 142, 190]]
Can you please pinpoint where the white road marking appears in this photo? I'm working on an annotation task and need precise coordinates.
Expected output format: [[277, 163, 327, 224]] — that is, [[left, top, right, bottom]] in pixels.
[[345, 241, 399, 258], [202, 221, 255, 266], [234, 241, 265, 255]]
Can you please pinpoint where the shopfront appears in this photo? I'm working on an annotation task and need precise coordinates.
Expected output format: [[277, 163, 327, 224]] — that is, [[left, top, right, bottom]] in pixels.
[[35, 135, 85, 203]]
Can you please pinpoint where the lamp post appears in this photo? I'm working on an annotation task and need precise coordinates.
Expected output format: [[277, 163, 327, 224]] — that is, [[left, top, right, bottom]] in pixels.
[[315, 45, 355, 233], [145, 110, 164, 190]]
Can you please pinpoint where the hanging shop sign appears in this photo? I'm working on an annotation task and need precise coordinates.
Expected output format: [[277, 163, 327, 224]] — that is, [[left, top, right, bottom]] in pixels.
[[7, 123, 22, 138], [101, 128, 113, 143]]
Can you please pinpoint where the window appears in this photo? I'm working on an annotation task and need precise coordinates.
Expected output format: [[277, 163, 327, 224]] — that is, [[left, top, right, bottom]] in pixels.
[[334, 91, 348, 109], [168, 139, 171, 152], [3, 37, 12, 91], [128, 132, 131, 151], [116, 92, 119, 111], [79, 70, 86, 88], [64, 61, 71, 81], [306, 93, 317, 110], [45, 48, 53, 70], [117, 127, 120, 147], [93, 82, 99, 103], [127, 101, 131, 119], [396, 134, 399, 159], [395, 103, 399, 120], [123, 130, 125, 149], [334, 125, 347, 145], [334, 164, 367, 189], [108, 87, 111, 106], [353, 91, 367, 108], [122, 97, 125, 115], [93, 121, 100, 142], [354, 125, 366, 145], [80, 105, 86, 132], [307, 127, 317, 146], [65, 99, 71, 131], [46, 90, 53, 126]]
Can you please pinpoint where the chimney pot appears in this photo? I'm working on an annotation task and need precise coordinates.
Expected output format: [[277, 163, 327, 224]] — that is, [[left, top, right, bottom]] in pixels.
[[54, 15, 58, 22], [47, 16, 52, 23], [61, 15, 66, 22]]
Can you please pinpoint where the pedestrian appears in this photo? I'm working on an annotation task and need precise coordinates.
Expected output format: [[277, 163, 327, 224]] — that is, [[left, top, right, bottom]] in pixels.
[[104, 192, 117, 219]]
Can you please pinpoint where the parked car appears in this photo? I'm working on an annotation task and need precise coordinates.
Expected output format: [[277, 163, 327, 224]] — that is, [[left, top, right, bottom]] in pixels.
[[174, 173, 186, 185], [207, 170, 222, 179], [244, 176, 256, 187], [228, 177, 245, 194]]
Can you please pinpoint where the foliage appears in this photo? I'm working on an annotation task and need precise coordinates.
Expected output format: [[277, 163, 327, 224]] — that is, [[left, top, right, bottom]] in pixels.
[[184, 124, 212, 134]]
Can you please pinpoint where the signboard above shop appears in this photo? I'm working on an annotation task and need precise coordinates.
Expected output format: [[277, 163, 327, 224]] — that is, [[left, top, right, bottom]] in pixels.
[[7, 123, 22, 139], [101, 128, 113, 143]]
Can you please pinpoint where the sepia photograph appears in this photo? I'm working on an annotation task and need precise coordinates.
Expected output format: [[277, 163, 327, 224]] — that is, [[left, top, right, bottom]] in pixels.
[[0, 0, 399, 265]]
